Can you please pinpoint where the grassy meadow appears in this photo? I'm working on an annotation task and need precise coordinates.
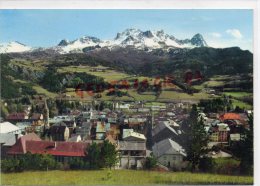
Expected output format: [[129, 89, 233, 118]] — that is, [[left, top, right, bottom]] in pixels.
[[7, 61, 253, 108], [1, 170, 253, 185]]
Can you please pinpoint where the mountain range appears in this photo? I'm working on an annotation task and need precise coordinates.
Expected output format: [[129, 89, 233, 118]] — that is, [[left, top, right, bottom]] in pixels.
[[0, 28, 208, 54]]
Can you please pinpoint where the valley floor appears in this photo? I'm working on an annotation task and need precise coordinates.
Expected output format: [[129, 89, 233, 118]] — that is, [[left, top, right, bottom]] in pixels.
[[1, 170, 253, 185]]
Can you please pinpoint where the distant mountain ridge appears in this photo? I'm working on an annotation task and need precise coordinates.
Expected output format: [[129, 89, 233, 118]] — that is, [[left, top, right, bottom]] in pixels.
[[0, 28, 208, 54]]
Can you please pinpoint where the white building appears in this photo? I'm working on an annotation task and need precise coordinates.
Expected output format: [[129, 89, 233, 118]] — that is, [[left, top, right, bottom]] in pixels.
[[0, 122, 22, 134], [152, 138, 187, 170]]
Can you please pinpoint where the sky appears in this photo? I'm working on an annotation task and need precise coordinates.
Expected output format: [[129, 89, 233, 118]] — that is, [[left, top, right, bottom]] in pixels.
[[0, 9, 253, 51]]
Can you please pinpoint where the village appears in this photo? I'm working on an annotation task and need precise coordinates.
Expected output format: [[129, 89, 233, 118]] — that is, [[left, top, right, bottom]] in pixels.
[[0, 97, 251, 171]]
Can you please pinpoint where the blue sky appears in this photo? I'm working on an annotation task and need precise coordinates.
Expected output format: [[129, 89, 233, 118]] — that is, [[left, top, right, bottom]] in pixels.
[[0, 9, 253, 51]]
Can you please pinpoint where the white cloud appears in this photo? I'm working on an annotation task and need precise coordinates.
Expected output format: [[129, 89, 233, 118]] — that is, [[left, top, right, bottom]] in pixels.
[[206, 38, 252, 52], [209, 32, 222, 38], [226, 29, 243, 39]]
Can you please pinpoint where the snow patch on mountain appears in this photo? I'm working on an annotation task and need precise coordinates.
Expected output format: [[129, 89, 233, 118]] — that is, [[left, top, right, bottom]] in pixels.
[[0, 28, 208, 54], [0, 41, 32, 53]]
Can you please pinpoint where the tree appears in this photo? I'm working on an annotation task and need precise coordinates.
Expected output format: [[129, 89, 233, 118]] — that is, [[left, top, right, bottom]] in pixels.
[[145, 154, 157, 170], [184, 105, 209, 172], [40, 154, 57, 171], [1, 153, 58, 172], [87, 142, 101, 169], [101, 140, 119, 169], [68, 157, 87, 170], [1, 104, 9, 119], [240, 114, 254, 174], [71, 77, 83, 88]]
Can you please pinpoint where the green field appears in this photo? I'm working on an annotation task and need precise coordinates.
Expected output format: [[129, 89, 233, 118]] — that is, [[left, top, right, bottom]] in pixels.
[[224, 92, 253, 98], [7, 63, 253, 106], [32, 85, 58, 98], [1, 170, 253, 185], [58, 66, 131, 82], [158, 90, 217, 101], [232, 99, 253, 110]]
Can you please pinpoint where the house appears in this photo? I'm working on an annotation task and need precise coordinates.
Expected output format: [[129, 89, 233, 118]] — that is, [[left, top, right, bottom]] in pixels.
[[6, 133, 41, 157], [122, 130, 146, 142], [209, 123, 230, 142], [138, 108, 150, 113], [152, 138, 187, 170], [95, 121, 109, 140], [0, 122, 22, 134], [76, 122, 92, 141], [49, 115, 74, 125], [125, 116, 147, 133], [106, 112, 118, 124], [6, 112, 29, 123], [207, 150, 232, 158], [115, 103, 130, 110], [219, 113, 241, 122], [68, 134, 82, 142], [8, 139, 89, 163], [118, 141, 146, 169], [152, 122, 180, 145], [49, 122, 70, 141], [30, 113, 44, 126], [63, 120, 77, 135], [0, 133, 22, 159], [106, 124, 120, 140], [229, 133, 241, 141], [30, 113, 43, 120], [16, 122, 31, 133]]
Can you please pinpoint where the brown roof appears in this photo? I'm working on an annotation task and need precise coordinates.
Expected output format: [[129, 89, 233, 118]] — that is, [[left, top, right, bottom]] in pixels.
[[50, 122, 68, 134], [30, 113, 42, 120]]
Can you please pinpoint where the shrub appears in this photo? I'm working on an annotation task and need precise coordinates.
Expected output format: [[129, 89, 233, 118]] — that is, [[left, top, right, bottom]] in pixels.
[[68, 157, 89, 170], [145, 155, 157, 170], [1, 153, 59, 172], [1, 158, 22, 173], [213, 158, 240, 175], [199, 157, 215, 172]]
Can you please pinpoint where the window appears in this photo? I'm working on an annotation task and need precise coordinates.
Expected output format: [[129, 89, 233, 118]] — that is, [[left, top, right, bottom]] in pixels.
[[163, 156, 167, 160]]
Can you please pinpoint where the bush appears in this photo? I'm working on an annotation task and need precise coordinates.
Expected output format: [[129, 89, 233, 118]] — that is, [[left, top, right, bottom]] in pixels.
[[199, 157, 215, 172], [213, 158, 240, 175], [1, 158, 22, 173], [1, 153, 59, 173], [68, 157, 89, 170], [145, 155, 157, 170]]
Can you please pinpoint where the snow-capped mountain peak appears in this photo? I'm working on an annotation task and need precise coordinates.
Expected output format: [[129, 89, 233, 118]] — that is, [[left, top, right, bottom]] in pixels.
[[0, 28, 209, 54], [0, 41, 32, 53], [55, 36, 102, 54], [58, 39, 69, 46], [190, 33, 208, 47]]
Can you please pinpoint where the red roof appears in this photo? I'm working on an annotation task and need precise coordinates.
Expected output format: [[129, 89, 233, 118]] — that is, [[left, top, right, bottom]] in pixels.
[[8, 138, 89, 157], [219, 113, 241, 121], [6, 112, 27, 120], [8, 133, 42, 154]]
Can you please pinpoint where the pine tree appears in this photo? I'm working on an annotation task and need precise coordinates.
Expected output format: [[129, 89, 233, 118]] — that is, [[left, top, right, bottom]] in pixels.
[[87, 142, 101, 169], [185, 105, 209, 172], [239, 114, 253, 175], [101, 140, 119, 169]]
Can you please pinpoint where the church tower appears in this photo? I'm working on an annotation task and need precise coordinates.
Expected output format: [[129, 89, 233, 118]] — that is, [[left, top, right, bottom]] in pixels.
[[43, 98, 50, 128]]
